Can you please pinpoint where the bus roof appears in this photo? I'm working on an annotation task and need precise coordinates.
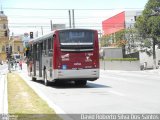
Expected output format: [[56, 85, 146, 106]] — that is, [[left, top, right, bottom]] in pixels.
[[29, 31, 54, 44], [29, 28, 97, 44]]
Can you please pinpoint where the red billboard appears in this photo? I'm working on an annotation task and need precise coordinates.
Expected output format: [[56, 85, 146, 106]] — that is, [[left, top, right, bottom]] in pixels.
[[102, 11, 125, 35]]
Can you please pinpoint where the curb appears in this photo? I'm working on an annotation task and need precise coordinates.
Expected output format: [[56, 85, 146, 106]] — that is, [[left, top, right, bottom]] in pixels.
[[17, 71, 74, 120], [4, 74, 8, 114], [0, 70, 8, 115]]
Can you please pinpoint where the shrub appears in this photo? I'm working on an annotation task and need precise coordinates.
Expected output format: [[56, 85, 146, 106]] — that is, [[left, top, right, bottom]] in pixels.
[[103, 58, 138, 61]]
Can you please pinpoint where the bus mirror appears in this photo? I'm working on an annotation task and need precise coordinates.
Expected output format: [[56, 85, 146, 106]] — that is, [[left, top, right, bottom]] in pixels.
[[53, 34, 56, 38], [26, 49, 29, 57]]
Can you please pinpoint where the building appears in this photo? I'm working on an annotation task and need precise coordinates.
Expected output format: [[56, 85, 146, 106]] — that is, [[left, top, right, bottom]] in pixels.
[[102, 10, 142, 54], [102, 10, 160, 69], [102, 10, 142, 35], [0, 11, 24, 62], [10, 35, 24, 57], [0, 11, 9, 62], [52, 24, 66, 30]]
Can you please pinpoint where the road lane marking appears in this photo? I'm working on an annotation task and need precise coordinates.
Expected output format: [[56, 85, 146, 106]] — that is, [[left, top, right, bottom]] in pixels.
[[108, 90, 125, 96]]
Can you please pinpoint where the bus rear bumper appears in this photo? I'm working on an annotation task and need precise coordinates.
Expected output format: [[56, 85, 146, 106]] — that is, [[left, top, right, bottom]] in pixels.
[[54, 69, 99, 81]]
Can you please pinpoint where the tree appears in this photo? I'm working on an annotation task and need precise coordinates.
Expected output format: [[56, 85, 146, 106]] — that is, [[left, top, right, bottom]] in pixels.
[[115, 30, 126, 46], [114, 30, 127, 56], [135, 0, 160, 68], [100, 35, 111, 47], [125, 28, 140, 53], [100, 30, 128, 47], [100, 30, 128, 57]]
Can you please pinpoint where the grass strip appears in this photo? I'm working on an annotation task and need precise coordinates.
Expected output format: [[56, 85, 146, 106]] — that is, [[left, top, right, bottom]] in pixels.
[[7, 72, 62, 120], [101, 58, 138, 61]]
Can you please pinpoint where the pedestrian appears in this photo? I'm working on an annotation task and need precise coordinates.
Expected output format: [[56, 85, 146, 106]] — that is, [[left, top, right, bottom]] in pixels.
[[11, 60, 13, 69], [26, 58, 30, 75], [14, 60, 17, 70], [19, 60, 22, 70]]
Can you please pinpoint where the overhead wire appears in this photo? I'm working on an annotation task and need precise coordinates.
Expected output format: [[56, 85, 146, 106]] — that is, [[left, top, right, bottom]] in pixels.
[[3, 7, 144, 11], [4, 7, 142, 30]]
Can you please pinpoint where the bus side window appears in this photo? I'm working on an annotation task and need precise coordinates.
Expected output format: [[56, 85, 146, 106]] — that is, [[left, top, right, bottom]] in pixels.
[[36, 44, 39, 60], [48, 38, 51, 50], [37, 42, 42, 59], [51, 37, 53, 50], [43, 40, 46, 55], [42, 40, 44, 55], [33, 44, 37, 61], [46, 39, 48, 56], [31, 45, 33, 58], [48, 38, 53, 56]]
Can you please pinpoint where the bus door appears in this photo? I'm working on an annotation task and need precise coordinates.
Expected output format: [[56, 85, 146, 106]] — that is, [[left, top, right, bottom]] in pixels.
[[39, 42, 43, 77], [33, 44, 37, 76]]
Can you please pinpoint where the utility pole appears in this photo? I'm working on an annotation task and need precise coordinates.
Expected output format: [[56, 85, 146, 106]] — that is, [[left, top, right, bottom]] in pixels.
[[36, 31, 38, 37], [11, 32, 14, 54], [72, 9, 75, 28], [41, 26, 43, 35], [8, 57, 11, 73], [50, 20, 53, 31], [6, 46, 11, 73], [68, 10, 72, 28]]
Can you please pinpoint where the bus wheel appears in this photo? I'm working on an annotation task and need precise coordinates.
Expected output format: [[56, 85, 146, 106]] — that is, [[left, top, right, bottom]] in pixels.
[[44, 71, 49, 86], [32, 77, 36, 81], [75, 80, 87, 86]]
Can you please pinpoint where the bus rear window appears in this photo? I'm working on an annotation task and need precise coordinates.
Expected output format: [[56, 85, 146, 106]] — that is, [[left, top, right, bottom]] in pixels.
[[59, 30, 94, 43]]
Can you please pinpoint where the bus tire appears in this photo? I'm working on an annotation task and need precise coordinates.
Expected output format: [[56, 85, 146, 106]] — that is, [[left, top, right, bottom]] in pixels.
[[75, 80, 87, 86], [44, 71, 49, 86], [32, 77, 36, 81]]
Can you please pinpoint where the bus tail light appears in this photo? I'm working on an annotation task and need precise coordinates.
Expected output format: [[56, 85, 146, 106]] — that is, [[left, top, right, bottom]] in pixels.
[[93, 61, 97, 68], [58, 62, 62, 69], [58, 65, 61, 68]]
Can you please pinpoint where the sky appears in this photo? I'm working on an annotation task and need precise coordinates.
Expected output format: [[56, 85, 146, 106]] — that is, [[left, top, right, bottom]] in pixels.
[[1, 0, 149, 36]]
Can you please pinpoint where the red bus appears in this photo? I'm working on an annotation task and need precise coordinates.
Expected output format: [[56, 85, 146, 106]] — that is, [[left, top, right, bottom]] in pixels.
[[28, 29, 99, 86]]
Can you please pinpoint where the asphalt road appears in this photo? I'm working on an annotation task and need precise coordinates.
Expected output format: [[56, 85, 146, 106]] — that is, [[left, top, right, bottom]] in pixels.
[[18, 64, 160, 115]]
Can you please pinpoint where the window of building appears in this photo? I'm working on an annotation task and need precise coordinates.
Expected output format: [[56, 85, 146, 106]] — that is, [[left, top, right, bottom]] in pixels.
[[0, 24, 3, 29], [17, 46, 20, 52], [4, 30, 8, 37], [3, 24, 6, 29], [2, 46, 5, 52]]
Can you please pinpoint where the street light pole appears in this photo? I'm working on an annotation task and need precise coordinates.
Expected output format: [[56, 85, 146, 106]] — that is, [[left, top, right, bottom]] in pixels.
[[10, 32, 14, 54], [8, 57, 11, 73]]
